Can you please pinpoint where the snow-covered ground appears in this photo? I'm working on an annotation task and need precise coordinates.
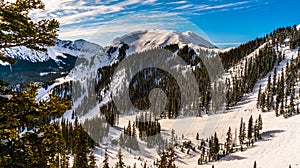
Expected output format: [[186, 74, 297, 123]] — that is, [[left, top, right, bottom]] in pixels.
[[93, 43, 300, 168]]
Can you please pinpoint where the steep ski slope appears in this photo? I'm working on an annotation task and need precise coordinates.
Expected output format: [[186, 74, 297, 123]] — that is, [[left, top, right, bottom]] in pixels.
[[158, 45, 300, 168]]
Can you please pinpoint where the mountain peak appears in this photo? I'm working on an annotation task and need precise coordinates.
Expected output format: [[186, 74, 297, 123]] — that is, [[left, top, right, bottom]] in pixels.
[[109, 29, 216, 54]]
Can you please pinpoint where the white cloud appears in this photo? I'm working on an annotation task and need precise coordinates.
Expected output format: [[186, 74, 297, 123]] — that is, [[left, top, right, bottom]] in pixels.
[[195, 1, 249, 11], [166, 1, 187, 5], [142, 0, 157, 5], [174, 4, 193, 10], [29, 0, 146, 25]]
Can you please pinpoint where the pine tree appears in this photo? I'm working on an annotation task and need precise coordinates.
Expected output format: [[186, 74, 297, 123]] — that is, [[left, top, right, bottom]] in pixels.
[[254, 120, 259, 141], [0, 0, 59, 64], [102, 149, 110, 168], [225, 127, 233, 154], [213, 132, 220, 160], [239, 118, 246, 145], [115, 148, 125, 168], [248, 115, 253, 140], [88, 150, 97, 168], [196, 133, 199, 140], [258, 114, 263, 131], [257, 85, 262, 108], [253, 161, 257, 168], [73, 125, 89, 168]]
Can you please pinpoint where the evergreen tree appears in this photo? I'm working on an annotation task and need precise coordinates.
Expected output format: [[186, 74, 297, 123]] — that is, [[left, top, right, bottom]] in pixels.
[[213, 132, 220, 160], [0, 0, 59, 64], [88, 149, 97, 168], [254, 120, 259, 141], [102, 149, 110, 168], [73, 125, 89, 168], [115, 148, 125, 168], [253, 161, 257, 168], [239, 118, 246, 145], [248, 115, 254, 140], [257, 85, 262, 108], [225, 127, 233, 154], [258, 114, 263, 131]]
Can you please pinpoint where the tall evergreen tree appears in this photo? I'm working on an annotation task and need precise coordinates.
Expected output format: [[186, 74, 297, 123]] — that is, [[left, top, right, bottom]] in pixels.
[[102, 149, 110, 168], [225, 127, 233, 154], [258, 114, 263, 131], [248, 115, 254, 140], [239, 117, 246, 145], [88, 149, 97, 168], [115, 148, 125, 168]]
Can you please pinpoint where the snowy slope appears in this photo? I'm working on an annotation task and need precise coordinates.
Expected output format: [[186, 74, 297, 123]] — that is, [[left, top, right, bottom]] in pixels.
[[91, 41, 300, 168], [158, 44, 300, 168]]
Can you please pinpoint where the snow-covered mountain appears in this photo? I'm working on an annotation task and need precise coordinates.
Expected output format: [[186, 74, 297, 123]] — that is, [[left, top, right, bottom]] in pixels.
[[0, 39, 101, 64], [0, 39, 102, 84], [109, 29, 216, 55]]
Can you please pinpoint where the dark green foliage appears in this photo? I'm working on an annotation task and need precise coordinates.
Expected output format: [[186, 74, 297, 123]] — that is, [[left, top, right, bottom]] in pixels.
[[115, 148, 125, 168], [88, 149, 97, 168], [225, 127, 233, 154], [102, 149, 110, 168], [239, 117, 246, 145], [219, 37, 266, 70], [156, 147, 176, 168], [248, 115, 253, 140], [0, 83, 71, 167], [135, 113, 163, 148]]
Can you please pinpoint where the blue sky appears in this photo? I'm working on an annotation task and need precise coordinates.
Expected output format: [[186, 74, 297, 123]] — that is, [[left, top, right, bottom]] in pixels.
[[29, 0, 300, 48]]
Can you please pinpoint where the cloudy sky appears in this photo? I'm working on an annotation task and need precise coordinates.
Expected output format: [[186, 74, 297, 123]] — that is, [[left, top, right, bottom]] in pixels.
[[28, 0, 300, 48]]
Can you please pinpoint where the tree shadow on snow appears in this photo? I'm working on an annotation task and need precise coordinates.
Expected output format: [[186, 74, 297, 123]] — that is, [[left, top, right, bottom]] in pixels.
[[219, 155, 246, 161], [261, 130, 285, 138]]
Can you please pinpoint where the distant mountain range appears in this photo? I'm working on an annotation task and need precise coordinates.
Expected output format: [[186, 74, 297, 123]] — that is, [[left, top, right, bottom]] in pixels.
[[0, 29, 215, 85]]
